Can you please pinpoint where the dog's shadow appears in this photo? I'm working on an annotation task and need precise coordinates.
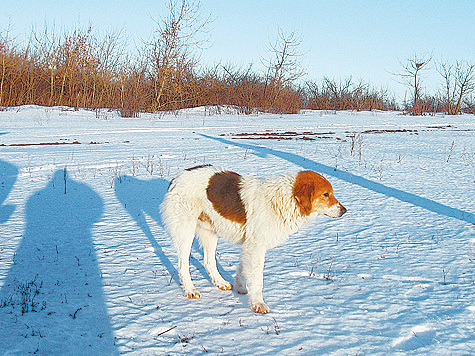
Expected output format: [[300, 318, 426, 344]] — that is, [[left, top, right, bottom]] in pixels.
[[114, 175, 235, 290]]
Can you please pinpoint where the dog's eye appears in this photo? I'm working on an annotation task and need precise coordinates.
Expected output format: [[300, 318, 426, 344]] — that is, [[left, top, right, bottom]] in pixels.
[[323, 193, 329, 197]]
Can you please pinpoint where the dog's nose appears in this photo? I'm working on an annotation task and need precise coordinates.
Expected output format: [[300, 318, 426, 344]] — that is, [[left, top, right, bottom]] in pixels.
[[340, 205, 347, 215]]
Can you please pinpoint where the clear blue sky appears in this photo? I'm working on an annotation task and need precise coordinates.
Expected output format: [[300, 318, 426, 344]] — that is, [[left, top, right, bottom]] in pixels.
[[2, 0, 474, 100]]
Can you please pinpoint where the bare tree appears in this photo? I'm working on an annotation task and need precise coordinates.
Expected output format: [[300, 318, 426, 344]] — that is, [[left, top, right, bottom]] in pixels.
[[32, 25, 61, 106], [322, 76, 353, 110], [92, 29, 126, 108], [437, 60, 475, 114], [148, 0, 210, 111], [53, 27, 98, 107], [221, 63, 261, 113], [0, 24, 14, 107], [262, 29, 306, 112], [397, 54, 432, 114]]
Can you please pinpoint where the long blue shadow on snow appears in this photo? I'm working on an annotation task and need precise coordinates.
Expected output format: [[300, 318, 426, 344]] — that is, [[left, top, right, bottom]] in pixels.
[[0, 160, 18, 224], [114, 175, 234, 287], [0, 169, 117, 355], [200, 134, 475, 225], [114, 175, 180, 286]]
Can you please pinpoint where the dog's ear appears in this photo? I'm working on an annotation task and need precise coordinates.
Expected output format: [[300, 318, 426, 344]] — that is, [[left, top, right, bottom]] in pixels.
[[293, 183, 315, 216]]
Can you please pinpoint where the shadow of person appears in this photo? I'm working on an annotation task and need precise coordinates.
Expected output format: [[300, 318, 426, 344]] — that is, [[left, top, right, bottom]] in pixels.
[[0, 159, 18, 224], [0, 169, 117, 355]]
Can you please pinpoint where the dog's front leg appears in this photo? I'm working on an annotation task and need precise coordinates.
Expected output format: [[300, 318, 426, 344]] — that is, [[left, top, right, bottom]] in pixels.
[[235, 260, 248, 295], [238, 243, 269, 314]]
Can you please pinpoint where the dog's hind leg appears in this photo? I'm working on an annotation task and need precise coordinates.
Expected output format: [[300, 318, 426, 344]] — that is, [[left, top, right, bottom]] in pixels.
[[174, 221, 201, 299], [196, 223, 233, 291]]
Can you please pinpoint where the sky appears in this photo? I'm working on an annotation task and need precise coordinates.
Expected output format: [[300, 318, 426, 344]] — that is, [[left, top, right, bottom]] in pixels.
[[2, 0, 474, 100]]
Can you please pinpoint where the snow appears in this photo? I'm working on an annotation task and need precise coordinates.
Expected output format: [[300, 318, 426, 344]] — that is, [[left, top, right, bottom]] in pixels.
[[0, 106, 474, 355]]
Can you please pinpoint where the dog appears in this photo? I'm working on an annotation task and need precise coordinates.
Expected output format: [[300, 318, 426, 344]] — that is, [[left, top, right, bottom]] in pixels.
[[161, 165, 346, 313]]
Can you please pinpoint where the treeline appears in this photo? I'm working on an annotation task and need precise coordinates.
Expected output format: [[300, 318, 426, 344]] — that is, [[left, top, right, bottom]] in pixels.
[[0, 26, 397, 116], [0, 20, 473, 116]]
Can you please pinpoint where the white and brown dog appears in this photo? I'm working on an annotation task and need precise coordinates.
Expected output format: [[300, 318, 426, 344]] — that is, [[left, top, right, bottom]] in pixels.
[[161, 165, 346, 313]]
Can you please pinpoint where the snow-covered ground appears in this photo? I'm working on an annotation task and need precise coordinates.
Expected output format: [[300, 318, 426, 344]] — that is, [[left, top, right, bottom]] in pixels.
[[0, 106, 474, 355]]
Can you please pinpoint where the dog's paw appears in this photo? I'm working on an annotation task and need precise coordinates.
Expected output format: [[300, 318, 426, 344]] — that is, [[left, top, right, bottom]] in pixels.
[[251, 301, 270, 314], [185, 290, 202, 299], [235, 280, 248, 294], [215, 280, 233, 291]]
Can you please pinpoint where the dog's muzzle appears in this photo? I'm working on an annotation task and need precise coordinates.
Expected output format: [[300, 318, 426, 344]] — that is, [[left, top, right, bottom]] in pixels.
[[325, 203, 347, 218]]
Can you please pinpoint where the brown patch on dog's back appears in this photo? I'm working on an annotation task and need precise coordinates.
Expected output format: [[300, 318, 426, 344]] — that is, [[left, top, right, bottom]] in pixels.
[[206, 171, 247, 224], [293, 171, 332, 216]]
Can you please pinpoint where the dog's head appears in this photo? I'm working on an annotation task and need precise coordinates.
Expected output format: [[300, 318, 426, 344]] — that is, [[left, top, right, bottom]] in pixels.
[[293, 170, 346, 218]]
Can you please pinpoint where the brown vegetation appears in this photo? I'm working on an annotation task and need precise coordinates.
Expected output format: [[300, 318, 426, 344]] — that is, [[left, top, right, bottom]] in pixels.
[[397, 55, 475, 115], [437, 60, 475, 115], [0, 6, 473, 116], [0, 27, 398, 116], [305, 77, 398, 111]]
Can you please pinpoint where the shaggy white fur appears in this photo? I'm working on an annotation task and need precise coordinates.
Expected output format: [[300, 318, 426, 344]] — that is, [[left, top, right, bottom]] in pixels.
[[161, 166, 345, 313]]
